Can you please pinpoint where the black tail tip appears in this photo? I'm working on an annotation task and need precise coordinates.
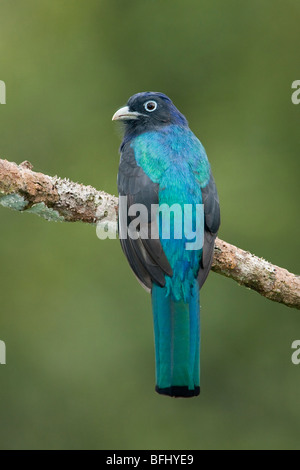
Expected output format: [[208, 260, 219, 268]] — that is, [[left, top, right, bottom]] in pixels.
[[155, 385, 200, 398]]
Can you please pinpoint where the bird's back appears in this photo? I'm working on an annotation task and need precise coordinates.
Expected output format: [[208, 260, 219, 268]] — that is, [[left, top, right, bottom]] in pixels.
[[130, 124, 210, 300]]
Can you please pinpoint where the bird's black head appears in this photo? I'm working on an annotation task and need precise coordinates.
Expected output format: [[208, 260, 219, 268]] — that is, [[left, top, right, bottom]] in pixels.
[[112, 92, 188, 138]]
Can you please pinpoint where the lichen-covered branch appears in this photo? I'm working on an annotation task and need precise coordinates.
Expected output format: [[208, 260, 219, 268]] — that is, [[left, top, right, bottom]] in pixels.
[[212, 239, 299, 309], [0, 159, 118, 223], [0, 158, 299, 310]]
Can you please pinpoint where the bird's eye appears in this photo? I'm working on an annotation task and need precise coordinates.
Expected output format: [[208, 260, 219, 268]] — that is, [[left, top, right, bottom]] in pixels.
[[144, 100, 157, 112]]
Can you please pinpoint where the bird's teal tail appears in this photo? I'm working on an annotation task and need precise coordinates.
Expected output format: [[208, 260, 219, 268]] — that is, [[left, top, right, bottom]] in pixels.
[[151, 281, 200, 398]]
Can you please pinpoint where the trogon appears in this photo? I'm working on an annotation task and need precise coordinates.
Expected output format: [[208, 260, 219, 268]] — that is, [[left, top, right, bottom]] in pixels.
[[113, 92, 220, 397]]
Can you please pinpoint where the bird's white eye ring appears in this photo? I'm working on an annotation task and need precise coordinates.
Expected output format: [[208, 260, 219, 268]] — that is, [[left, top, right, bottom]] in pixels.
[[144, 100, 157, 112]]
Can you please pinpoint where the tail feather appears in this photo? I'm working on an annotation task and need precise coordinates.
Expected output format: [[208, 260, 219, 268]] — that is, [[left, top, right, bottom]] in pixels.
[[151, 281, 200, 398]]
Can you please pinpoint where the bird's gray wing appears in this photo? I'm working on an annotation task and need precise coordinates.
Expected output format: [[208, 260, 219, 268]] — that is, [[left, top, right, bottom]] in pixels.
[[198, 170, 220, 288], [118, 143, 173, 291]]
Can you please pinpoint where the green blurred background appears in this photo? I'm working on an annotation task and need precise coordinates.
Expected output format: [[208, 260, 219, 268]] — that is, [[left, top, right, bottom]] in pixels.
[[0, 0, 299, 450]]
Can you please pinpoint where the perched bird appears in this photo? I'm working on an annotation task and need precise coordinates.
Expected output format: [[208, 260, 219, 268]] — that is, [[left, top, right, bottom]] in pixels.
[[112, 92, 220, 397]]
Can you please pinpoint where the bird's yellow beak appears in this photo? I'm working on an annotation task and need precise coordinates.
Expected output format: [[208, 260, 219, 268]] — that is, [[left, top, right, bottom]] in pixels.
[[112, 106, 141, 121]]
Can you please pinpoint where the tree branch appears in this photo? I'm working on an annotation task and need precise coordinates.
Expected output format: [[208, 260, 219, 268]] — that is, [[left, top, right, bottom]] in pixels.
[[0, 158, 299, 310]]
